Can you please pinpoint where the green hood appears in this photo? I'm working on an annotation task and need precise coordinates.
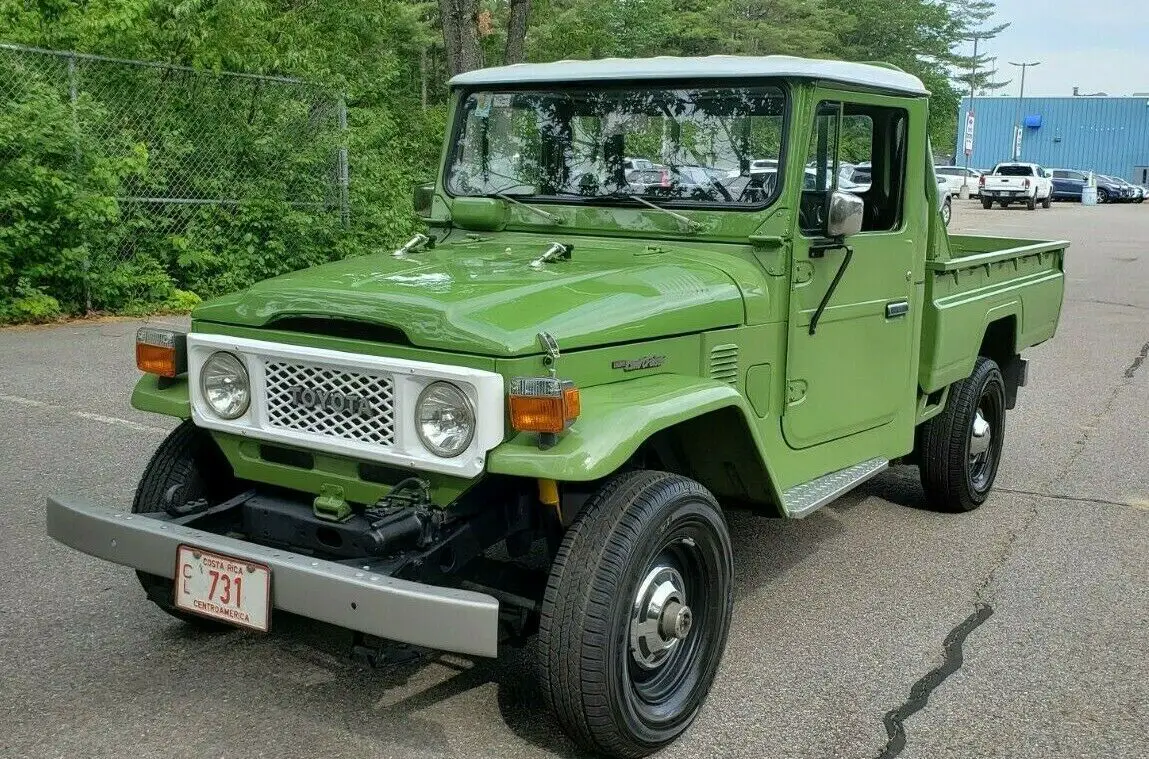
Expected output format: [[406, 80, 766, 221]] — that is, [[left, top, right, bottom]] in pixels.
[[193, 237, 745, 356]]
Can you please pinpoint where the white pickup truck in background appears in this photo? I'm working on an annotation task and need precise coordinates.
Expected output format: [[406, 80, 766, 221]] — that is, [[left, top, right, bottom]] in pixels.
[[979, 162, 1053, 210]]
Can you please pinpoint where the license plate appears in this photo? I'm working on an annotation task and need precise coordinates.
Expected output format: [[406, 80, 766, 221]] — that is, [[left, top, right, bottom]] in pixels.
[[174, 545, 271, 632]]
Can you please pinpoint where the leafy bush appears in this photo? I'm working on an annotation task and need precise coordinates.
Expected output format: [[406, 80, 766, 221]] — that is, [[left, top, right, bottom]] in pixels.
[[0, 281, 63, 324]]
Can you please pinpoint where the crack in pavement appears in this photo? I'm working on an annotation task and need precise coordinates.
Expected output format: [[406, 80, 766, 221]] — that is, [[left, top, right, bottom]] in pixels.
[[871, 604, 995, 759], [996, 487, 1145, 511], [1125, 342, 1149, 378], [1067, 298, 1149, 312]]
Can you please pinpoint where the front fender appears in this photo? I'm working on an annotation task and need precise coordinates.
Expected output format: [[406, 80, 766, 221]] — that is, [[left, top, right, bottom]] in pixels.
[[487, 374, 775, 488], [131, 374, 191, 419]]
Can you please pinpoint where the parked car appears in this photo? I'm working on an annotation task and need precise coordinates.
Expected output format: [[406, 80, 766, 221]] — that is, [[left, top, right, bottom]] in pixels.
[[979, 162, 1053, 210], [1050, 169, 1128, 203], [1103, 176, 1143, 203], [623, 157, 654, 172], [626, 164, 725, 199], [935, 166, 982, 196], [935, 173, 953, 225]]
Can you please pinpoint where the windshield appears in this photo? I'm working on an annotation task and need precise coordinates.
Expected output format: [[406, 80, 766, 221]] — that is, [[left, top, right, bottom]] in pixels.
[[445, 85, 786, 207]]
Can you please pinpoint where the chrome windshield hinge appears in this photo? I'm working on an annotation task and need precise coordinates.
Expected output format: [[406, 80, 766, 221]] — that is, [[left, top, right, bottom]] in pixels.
[[393, 233, 432, 258], [530, 242, 571, 269]]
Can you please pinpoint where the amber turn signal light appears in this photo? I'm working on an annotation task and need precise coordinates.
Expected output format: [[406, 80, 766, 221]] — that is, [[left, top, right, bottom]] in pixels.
[[135, 327, 188, 378], [509, 377, 580, 434]]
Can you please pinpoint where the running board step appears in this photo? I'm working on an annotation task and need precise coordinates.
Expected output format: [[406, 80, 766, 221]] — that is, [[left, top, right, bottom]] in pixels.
[[781, 457, 889, 518]]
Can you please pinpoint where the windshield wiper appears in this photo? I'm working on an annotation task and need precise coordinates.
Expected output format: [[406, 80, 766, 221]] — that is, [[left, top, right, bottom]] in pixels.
[[611, 192, 702, 233], [491, 192, 563, 225]]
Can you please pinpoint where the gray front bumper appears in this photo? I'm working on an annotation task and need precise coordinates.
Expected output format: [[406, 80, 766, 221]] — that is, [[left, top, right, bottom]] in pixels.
[[46, 497, 500, 657]]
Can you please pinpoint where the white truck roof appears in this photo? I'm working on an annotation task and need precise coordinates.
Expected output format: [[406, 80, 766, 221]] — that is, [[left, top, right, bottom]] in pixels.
[[449, 55, 929, 96]]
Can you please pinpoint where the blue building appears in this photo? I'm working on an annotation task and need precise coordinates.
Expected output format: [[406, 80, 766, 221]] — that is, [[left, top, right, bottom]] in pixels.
[[954, 95, 1149, 184]]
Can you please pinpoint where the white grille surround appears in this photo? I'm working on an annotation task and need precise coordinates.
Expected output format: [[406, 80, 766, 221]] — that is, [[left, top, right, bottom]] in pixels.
[[186, 334, 505, 478]]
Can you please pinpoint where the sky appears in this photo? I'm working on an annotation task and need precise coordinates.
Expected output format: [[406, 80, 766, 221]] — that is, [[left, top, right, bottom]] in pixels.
[[962, 0, 1148, 97]]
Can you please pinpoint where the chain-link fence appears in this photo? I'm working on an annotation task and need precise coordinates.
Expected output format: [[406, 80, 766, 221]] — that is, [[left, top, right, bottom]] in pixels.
[[0, 42, 347, 312]]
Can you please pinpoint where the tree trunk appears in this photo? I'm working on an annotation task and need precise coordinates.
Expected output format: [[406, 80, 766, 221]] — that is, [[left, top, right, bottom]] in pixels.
[[420, 47, 428, 110], [504, 0, 531, 65], [438, 0, 483, 77]]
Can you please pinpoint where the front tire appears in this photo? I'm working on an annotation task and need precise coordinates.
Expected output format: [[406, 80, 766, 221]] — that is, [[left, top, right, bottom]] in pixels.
[[538, 471, 733, 758], [919, 357, 1006, 512], [1097, 188, 1109, 203], [981, 197, 994, 210], [132, 421, 238, 628]]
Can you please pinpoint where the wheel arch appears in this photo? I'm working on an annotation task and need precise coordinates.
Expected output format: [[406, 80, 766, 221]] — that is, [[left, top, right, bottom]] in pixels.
[[486, 375, 784, 513], [979, 314, 1026, 409]]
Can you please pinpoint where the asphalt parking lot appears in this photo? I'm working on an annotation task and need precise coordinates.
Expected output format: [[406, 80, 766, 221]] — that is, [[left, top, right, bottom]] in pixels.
[[1, 200, 1146, 759]]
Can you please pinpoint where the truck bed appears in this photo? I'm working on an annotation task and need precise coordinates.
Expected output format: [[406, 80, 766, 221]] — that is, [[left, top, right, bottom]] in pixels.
[[919, 235, 1067, 393]]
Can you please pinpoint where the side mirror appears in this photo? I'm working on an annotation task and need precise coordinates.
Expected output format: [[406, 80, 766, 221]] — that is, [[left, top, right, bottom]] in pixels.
[[412, 181, 435, 218], [826, 190, 863, 238]]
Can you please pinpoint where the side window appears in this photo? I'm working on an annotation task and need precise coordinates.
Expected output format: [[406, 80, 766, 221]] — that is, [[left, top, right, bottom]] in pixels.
[[1052, 170, 1066, 179], [798, 102, 842, 235], [800, 101, 907, 235]]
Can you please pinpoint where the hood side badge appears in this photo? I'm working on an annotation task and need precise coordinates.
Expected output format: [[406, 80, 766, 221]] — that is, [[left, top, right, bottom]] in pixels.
[[393, 233, 433, 258], [530, 242, 572, 270]]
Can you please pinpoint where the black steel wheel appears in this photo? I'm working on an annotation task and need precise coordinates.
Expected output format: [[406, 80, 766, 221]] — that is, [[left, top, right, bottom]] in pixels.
[[538, 471, 733, 758], [131, 420, 238, 628], [919, 357, 1007, 512]]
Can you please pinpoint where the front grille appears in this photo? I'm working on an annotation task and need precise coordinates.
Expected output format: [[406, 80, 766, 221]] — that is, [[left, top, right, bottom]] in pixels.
[[263, 360, 396, 447]]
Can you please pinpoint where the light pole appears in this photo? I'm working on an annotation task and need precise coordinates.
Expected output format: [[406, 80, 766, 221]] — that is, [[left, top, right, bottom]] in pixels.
[[960, 36, 979, 199], [1009, 60, 1040, 160]]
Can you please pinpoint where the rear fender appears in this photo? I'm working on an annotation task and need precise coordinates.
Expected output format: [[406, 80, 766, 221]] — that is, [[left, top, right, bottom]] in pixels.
[[486, 374, 783, 509]]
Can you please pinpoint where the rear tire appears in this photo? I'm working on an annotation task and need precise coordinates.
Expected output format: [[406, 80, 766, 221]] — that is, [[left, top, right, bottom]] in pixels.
[[131, 420, 237, 629], [919, 357, 1006, 513], [539, 471, 733, 758], [1042, 193, 1052, 209], [1097, 188, 1109, 203], [981, 197, 993, 210], [1026, 196, 1036, 210]]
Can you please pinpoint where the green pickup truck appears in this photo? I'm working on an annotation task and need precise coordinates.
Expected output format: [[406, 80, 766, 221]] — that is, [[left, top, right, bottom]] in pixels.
[[47, 56, 1066, 757]]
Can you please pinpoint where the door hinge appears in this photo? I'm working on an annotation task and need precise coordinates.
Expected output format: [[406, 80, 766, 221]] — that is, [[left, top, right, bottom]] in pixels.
[[786, 380, 808, 404]]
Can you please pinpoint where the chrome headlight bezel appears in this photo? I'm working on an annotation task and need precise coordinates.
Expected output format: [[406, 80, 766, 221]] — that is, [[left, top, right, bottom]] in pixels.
[[199, 351, 250, 420], [415, 381, 475, 458]]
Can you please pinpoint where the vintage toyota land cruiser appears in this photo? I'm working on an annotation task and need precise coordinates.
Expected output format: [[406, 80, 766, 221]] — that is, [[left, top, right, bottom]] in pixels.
[[47, 56, 1066, 757]]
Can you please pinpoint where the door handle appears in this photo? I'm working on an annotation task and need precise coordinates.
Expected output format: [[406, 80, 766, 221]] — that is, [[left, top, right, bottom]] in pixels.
[[885, 300, 910, 318]]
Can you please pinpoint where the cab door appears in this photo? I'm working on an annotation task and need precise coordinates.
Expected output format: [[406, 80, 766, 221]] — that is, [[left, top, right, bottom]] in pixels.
[[781, 94, 922, 450]]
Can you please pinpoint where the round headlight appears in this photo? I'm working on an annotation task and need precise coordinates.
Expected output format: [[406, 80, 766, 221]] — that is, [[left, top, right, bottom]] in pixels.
[[415, 382, 475, 458], [200, 351, 250, 420]]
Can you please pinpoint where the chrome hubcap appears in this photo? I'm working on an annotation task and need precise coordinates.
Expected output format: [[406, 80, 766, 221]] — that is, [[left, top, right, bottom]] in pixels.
[[970, 409, 992, 462], [630, 565, 692, 670]]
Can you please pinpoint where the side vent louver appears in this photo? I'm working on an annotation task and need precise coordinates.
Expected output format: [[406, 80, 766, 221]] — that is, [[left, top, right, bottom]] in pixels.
[[709, 344, 739, 385]]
